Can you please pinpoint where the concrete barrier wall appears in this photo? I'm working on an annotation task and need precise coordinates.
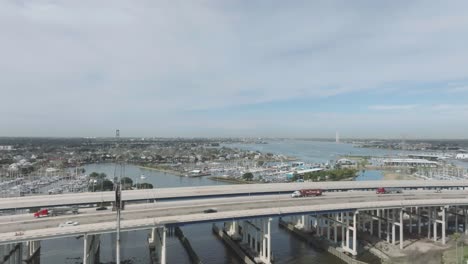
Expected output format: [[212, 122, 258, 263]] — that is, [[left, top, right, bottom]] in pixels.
[[174, 227, 203, 264], [212, 224, 256, 264]]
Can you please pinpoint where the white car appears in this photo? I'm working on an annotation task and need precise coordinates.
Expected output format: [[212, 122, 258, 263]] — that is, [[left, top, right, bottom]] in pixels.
[[58, 221, 79, 227]]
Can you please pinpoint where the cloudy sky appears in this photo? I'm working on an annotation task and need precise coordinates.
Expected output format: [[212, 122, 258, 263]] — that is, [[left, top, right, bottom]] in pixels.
[[1, 0, 468, 138]]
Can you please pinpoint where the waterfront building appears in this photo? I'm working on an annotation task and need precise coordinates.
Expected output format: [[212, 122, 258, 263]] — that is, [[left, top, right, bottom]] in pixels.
[[383, 158, 438, 167]]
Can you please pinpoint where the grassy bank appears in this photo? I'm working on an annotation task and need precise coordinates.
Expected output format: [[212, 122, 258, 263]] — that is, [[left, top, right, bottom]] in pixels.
[[208, 176, 258, 184], [442, 242, 468, 264], [382, 170, 418, 180], [138, 165, 185, 176]]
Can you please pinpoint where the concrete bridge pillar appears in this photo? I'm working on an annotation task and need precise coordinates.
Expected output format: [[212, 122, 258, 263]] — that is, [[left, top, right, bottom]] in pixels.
[[293, 215, 305, 229], [242, 221, 249, 244], [260, 218, 272, 264], [417, 207, 421, 235], [0, 243, 23, 264], [428, 207, 432, 239], [334, 213, 339, 243], [341, 212, 345, 248], [225, 220, 240, 239], [24, 241, 41, 264], [341, 211, 358, 256], [433, 208, 437, 242], [392, 209, 396, 245], [83, 234, 100, 264], [377, 209, 382, 238], [399, 209, 403, 249], [431, 207, 446, 245], [148, 227, 167, 264], [241, 218, 272, 264], [386, 209, 390, 243], [409, 207, 413, 234], [464, 207, 468, 235]]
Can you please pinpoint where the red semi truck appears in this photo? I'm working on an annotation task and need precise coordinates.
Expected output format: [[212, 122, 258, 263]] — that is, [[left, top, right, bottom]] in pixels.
[[291, 189, 322, 198], [33, 207, 79, 218], [376, 187, 403, 194], [34, 209, 50, 218]]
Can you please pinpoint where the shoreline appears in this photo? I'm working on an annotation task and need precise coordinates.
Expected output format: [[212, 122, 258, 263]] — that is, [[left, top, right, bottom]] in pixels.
[[208, 176, 258, 184], [382, 170, 418, 181], [138, 165, 185, 176]]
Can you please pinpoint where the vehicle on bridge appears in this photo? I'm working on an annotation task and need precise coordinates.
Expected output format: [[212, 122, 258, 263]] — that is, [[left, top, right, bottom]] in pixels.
[[33, 206, 79, 218], [203, 208, 218, 213], [34, 209, 49, 218], [291, 189, 322, 198], [48, 188, 63, 195], [376, 187, 403, 194], [59, 221, 79, 227]]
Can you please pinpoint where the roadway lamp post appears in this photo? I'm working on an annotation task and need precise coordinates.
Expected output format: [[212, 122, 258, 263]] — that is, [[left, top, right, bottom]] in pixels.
[[115, 182, 122, 264]]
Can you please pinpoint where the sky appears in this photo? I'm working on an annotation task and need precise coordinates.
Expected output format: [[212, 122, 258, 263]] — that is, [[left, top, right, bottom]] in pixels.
[[1, 0, 468, 139]]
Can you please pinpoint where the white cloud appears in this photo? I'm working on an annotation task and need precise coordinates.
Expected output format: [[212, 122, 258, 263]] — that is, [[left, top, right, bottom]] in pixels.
[[1, 1, 468, 136], [447, 86, 468, 93], [369, 105, 419, 111]]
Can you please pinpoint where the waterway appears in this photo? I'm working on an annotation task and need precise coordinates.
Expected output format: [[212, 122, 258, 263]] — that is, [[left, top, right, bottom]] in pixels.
[[42, 140, 389, 264]]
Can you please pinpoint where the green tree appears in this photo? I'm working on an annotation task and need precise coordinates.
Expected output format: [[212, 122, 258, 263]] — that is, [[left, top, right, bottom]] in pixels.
[[120, 177, 133, 186], [134, 183, 154, 189], [89, 179, 114, 192], [89, 172, 106, 180], [257, 160, 265, 167], [242, 172, 254, 181], [101, 179, 114, 191]]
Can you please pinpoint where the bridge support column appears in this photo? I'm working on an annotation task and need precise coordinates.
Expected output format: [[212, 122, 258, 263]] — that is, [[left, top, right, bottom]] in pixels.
[[225, 220, 240, 239], [262, 218, 272, 264], [409, 207, 413, 234], [341, 212, 345, 248], [24, 241, 41, 264], [442, 207, 446, 245], [149, 227, 166, 264], [465, 207, 468, 235], [392, 209, 396, 245], [293, 215, 305, 229], [377, 209, 382, 239], [433, 208, 437, 242], [428, 207, 432, 239], [386, 209, 390, 243], [432, 207, 446, 245], [83, 234, 100, 264], [399, 209, 403, 250], [0, 243, 23, 264], [417, 207, 421, 235], [317, 215, 323, 236], [334, 213, 338, 243], [341, 211, 357, 256], [241, 218, 272, 264]]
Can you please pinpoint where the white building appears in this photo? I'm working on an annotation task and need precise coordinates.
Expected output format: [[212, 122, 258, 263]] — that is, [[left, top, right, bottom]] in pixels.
[[456, 153, 468, 160], [383, 158, 438, 167], [0, 145, 13, 151]]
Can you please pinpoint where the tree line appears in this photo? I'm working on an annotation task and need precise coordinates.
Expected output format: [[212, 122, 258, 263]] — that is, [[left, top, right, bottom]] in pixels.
[[88, 172, 153, 191], [291, 168, 358, 182]]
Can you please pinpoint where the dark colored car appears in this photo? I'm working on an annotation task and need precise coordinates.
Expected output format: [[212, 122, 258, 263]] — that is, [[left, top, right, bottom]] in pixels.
[[96, 206, 108, 211], [203, 208, 217, 213]]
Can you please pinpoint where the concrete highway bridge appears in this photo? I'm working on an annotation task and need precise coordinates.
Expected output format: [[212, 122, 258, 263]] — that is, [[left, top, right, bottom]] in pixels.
[[1, 180, 468, 264]]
